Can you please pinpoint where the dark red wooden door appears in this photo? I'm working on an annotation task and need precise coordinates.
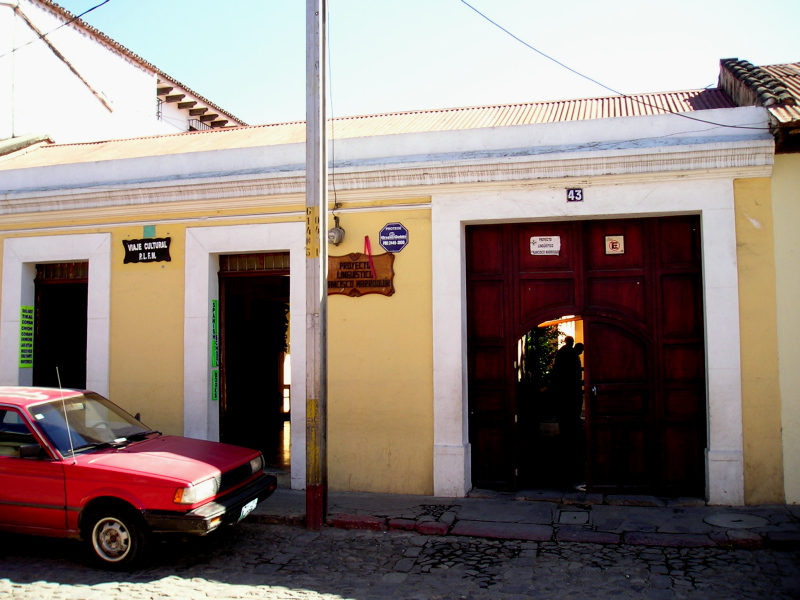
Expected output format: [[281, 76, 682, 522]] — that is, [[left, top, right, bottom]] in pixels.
[[466, 225, 517, 489], [466, 217, 705, 495]]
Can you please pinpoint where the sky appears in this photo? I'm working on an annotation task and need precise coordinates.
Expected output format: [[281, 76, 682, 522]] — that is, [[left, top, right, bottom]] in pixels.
[[53, 0, 800, 126]]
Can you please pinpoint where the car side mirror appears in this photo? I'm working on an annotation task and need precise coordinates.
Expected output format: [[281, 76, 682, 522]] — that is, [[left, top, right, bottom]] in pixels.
[[19, 443, 45, 459]]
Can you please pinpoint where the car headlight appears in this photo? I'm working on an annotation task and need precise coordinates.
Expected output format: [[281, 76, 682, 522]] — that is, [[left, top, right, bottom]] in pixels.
[[174, 477, 220, 505], [249, 454, 265, 475]]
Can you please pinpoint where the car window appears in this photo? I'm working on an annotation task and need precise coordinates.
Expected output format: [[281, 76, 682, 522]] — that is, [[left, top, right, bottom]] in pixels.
[[28, 393, 152, 456], [0, 409, 36, 458], [29, 403, 91, 454]]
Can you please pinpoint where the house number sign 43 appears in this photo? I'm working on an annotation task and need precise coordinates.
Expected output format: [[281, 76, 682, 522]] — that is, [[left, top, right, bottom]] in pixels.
[[566, 188, 584, 202]]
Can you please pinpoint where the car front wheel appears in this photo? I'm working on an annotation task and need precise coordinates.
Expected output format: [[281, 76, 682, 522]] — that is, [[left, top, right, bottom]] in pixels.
[[85, 506, 147, 569]]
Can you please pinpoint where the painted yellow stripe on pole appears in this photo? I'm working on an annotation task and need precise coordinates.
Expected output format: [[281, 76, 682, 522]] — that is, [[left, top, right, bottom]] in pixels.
[[306, 396, 320, 482], [306, 206, 320, 258]]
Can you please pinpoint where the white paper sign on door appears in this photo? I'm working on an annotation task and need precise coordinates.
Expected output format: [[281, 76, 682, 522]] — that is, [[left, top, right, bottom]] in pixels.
[[530, 236, 561, 256]]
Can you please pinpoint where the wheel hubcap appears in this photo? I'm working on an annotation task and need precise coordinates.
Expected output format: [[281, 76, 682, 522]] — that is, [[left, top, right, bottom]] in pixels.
[[93, 518, 130, 561]]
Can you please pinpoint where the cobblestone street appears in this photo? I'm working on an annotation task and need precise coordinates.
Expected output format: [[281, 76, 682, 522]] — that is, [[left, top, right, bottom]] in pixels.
[[1, 523, 798, 599]]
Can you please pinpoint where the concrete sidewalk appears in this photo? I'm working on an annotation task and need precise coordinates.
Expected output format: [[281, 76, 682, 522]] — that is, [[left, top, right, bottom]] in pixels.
[[249, 487, 800, 550]]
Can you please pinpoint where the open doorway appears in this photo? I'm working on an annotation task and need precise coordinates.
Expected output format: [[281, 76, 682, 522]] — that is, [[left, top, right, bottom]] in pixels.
[[33, 263, 88, 389], [218, 253, 290, 470], [517, 317, 585, 490]]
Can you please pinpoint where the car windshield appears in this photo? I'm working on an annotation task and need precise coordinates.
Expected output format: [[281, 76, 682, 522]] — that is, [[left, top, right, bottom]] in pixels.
[[27, 392, 154, 456]]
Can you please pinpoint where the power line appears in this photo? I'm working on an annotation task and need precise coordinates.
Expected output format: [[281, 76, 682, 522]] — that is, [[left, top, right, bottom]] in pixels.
[[458, 0, 770, 132], [0, 0, 113, 60]]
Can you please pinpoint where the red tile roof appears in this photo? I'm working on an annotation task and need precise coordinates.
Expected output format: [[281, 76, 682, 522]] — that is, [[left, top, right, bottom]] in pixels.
[[719, 59, 800, 151], [759, 63, 800, 126], [0, 89, 737, 170]]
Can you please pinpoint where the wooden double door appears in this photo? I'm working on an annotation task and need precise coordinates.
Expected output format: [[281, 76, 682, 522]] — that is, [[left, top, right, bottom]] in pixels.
[[467, 216, 706, 496]]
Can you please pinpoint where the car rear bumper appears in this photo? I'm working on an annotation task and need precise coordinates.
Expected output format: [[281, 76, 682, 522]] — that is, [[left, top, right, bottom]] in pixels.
[[143, 472, 278, 534]]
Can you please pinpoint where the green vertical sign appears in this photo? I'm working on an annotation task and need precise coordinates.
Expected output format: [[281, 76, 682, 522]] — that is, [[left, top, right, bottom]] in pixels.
[[211, 300, 219, 401], [19, 306, 34, 368], [211, 300, 220, 367]]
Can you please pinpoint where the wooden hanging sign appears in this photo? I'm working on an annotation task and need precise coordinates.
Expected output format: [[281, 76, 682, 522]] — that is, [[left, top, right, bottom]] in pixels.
[[328, 252, 395, 297]]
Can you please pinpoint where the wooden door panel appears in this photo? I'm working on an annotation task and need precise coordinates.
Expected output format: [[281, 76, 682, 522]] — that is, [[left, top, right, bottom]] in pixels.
[[585, 220, 645, 271], [659, 218, 700, 267], [519, 279, 575, 323], [585, 319, 653, 490], [517, 222, 576, 272], [471, 389, 507, 413], [592, 388, 648, 417], [663, 344, 704, 381], [662, 424, 704, 491], [467, 224, 517, 490], [467, 226, 506, 274], [468, 282, 505, 340], [664, 389, 703, 419], [586, 323, 647, 382], [587, 277, 646, 322], [588, 424, 649, 487], [472, 425, 516, 488], [470, 347, 507, 384], [661, 275, 701, 337]]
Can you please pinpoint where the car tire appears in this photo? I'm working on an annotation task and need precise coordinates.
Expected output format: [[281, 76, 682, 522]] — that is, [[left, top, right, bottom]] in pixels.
[[84, 506, 147, 569]]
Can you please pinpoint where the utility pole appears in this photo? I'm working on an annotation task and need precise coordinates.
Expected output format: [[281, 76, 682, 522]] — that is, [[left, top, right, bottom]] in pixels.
[[305, 0, 328, 530]]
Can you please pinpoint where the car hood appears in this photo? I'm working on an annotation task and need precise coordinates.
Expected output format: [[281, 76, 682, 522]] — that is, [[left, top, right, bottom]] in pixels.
[[76, 435, 258, 485]]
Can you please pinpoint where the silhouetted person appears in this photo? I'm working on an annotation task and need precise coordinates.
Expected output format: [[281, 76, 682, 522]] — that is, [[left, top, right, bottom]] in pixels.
[[550, 336, 574, 392], [553, 337, 585, 489]]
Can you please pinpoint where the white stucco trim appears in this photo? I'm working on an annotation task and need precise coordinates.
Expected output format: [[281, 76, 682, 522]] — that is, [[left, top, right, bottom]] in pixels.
[[0, 107, 771, 214], [431, 178, 745, 505], [0, 233, 111, 395], [184, 221, 307, 490]]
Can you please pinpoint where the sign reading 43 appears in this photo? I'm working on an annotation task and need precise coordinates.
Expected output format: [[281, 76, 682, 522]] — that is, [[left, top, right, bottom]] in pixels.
[[566, 188, 584, 202]]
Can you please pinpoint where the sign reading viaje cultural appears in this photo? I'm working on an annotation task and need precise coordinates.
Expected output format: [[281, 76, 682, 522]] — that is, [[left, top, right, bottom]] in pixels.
[[379, 222, 409, 253], [123, 237, 172, 264], [328, 252, 395, 297]]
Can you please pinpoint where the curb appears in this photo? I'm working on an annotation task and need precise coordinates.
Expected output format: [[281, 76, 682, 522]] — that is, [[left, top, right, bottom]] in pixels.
[[248, 513, 800, 550]]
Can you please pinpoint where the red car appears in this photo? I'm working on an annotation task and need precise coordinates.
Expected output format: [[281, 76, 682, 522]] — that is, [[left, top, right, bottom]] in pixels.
[[0, 387, 277, 569]]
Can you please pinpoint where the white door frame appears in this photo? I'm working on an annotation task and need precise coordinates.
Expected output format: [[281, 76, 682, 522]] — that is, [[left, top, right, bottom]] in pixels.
[[1, 234, 111, 395], [431, 178, 745, 505], [184, 222, 307, 489]]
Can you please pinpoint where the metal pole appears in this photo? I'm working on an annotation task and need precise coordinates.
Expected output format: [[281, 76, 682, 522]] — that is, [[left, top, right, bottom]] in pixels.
[[305, 0, 328, 530]]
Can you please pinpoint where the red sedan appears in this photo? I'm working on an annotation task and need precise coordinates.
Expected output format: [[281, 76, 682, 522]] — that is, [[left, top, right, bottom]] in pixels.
[[0, 387, 277, 569]]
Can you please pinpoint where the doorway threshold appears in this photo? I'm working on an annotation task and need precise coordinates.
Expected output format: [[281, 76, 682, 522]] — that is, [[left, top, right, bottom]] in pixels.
[[468, 488, 707, 508], [264, 468, 291, 489]]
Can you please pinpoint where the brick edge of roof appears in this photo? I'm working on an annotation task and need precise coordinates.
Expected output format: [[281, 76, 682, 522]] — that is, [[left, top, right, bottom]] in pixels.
[[721, 58, 797, 107]]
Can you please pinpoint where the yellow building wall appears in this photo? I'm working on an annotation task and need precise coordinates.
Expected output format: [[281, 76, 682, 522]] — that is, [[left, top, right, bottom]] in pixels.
[[0, 221, 190, 434], [772, 154, 800, 505], [102, 207, 300, 434], [734, 177, 784, 504], [327, 208, 434, 494], [109, 225, 185, 435], [0, 200, 300, 433], [1, 198, 433, 494]]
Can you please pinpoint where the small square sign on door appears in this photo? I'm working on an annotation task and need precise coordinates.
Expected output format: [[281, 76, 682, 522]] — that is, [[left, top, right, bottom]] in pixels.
[[605, 235, 625, 254]]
